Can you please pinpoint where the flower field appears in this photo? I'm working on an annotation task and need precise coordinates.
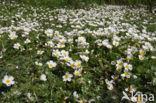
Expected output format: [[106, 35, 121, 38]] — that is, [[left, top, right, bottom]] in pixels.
[[0, 3, 156, 103]]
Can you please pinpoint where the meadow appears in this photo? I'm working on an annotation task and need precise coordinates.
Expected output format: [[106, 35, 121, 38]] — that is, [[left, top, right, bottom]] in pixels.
[[0, 1, 156, 103]]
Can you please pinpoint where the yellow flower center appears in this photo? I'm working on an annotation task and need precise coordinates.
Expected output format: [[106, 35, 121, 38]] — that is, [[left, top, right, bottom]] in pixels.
[[63, 52, 66, 56], [124, 72, 128, 77], [108, 84, 111, 88], [114, 42, 117, 46], [70, 64, 74, 68], [56, 53, 59, 57], [74, 72, 80, 76], [56, 32, 59, 35], [65, 75, 69, 79], [82, 57, 86, 61], [65, 58, 69, 62], [45, 31, 48, 34], [125, 65, 130, 69], [39, 51, 42, 54], [79, 101, 83, 103], [16, 45, 19, 48], [140, 56, 144, 60], [76, 63, 81, 68], [126, 57, 131, 61], [6, 79, 11, 84], [140, 51, 144, 55], [49, 64, 53, 67], [62, 40, 65, 43], [117, 67, 121, 71], [129, 87, 133, 91], [118, 62, 123, 66], [26, 29, 29, 32], [80, 39, 83, 43], [59, 45, 63, 48], [47, 34, 51, 37]]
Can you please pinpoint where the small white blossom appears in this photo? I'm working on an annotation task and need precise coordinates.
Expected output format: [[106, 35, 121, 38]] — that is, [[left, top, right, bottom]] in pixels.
[[2, 75, 15, 86], [63, 72, 73, 82], [46, 60, 57, 68], [40, 74, 47, 81], [13, 43, 21, 49]]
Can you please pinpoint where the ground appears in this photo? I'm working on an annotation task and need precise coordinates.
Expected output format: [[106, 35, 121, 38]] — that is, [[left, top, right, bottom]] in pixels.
[[0, 3, 156, 103]]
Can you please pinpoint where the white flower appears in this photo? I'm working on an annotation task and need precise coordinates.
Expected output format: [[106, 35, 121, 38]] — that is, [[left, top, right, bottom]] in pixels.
[[121, 72, 130, 78], [149, 45, 154, 51], [107, 44, 113, 49], [142, 45, 148, 51], [77, 37, 86, 43], [24, 38, 31, 44], [63, 72, 73, 82], [66, 60, 75, 68], [151, 56, 156, 59], [129, 85, 136, 93], [54, 31, 59, 35], [116, 66, 122, 71], [80, 55, 89, 62], [124, 63, 133, 71], [102, 40, 109, 46], [61, 50, 69, 57], [113, 41, 119, 47], [107, 83, 113, 90], [46, 60, 57, 68], [111, 61, 116, 65], [139, 55, 144, 60], [52, 50, 61, 58], [113, 36, 121, 41], [74, 70, 81, 76], [27, 93, 34, 101], [45, 29, 53, 37], [60, 38, 66, 44], [78, 30, 84, 35], [139, 49, 145, 55], [37, 50, 44, 55], [145, 42, 151, 47], [105, 79, 114, 85], [116, 59, 123, 67], [74, 60, 81, 68], [56, 43, 65, 48], [73, 91, 79, 98], [9, 32, 18, 40], [126, 55, 133, 61], [0, 29, 3, 34], [84, 50, 90, 55], [40, 74, 47, 81], [24, 27, 31, 33], [2, 75, 15, 86], [13, 43, 21, 49], [47, 40, 54, 47], [133, 75, 138, 79], [35, 61, 43, 66], [61, 56, 71, 62]]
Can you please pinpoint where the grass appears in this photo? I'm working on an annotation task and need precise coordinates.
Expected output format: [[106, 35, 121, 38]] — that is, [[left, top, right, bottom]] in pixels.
[[0, 2, 156, 103], [4, 0, 156, 8]]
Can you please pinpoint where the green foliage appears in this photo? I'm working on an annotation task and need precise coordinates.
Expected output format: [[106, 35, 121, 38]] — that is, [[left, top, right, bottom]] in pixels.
[[5, 0, 156, 8], [0, 2, 156, 103]]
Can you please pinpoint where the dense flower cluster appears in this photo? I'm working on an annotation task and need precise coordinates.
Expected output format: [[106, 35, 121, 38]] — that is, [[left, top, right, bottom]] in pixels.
[[0, 3, 156, 103]]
